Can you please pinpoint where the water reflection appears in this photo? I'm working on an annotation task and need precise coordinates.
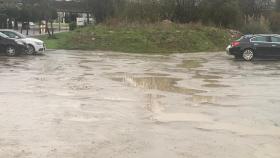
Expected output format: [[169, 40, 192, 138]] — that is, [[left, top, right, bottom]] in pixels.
[[0, 56, 36, 71], [146, 94, 165, 112], [202, 84, 230, 88], [177, 59, 204, 69], [191, 95, 215, 104], [112, 74, 206, 95], [194, 73, 222, 80]]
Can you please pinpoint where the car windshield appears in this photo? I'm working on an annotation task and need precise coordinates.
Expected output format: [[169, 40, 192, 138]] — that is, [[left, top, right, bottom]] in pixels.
[[13, 31, 26, 38], [0, 32, 10, 38]]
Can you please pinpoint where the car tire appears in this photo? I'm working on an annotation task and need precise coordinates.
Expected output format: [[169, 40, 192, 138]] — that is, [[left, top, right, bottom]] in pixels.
[[242, 49, 254, 61], [26, 44, 35, 55], [6, 46, 17, 56]]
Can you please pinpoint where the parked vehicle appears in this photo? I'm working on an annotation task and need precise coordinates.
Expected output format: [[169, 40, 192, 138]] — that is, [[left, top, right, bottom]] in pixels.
[[226, 34, 280, 61], [0, 32, 28, 56], [0, 30, 46, 55]]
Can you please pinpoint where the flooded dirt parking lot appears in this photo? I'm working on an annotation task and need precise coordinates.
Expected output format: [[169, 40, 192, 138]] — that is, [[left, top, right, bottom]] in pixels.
[[0, 50, 280, 158]]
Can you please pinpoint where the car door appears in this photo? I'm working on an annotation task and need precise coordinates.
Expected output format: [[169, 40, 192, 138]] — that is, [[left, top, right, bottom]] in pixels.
[[0, 37, 5, 53], [0, 37, 14, 53], [270, 36, 280, 57], [251, 36, 272, 57]]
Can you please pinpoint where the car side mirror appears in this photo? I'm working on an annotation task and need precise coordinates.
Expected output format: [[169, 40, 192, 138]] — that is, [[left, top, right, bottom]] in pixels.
[[15, 36, 20, 39]]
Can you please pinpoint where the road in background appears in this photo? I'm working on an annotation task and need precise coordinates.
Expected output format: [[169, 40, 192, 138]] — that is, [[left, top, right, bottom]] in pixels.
[[0, 51, 280, 158]]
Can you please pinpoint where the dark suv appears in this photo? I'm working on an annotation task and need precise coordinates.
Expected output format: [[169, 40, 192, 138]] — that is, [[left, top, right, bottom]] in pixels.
[[226, 34, 280, 61], [0, 32, 28, 56]]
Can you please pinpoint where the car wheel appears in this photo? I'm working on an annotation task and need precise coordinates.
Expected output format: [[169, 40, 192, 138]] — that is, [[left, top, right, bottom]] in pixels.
[[242, 49, 254, 61], [6, 46, 17, 56], [26, 45, 35, 55]]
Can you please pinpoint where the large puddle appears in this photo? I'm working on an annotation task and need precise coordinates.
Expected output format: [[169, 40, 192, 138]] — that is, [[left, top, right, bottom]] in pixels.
[[111, 74, 206, 95], [177, 59, 205, 69]]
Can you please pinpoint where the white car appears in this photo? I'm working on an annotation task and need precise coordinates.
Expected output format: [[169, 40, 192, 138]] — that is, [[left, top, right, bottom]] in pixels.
[[0, 29, 46, 55]]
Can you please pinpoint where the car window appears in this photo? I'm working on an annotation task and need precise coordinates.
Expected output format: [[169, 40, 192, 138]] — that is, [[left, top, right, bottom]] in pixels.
[[1, 31, 19, 38], [13, 31, 26, 38], [0, 32, 10, 38], [251, 36, 269, 42], [271, 36, 280, 43]]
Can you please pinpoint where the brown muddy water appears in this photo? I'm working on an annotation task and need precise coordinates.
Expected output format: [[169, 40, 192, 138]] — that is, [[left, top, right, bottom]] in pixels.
[[0, 50, 280, 158]]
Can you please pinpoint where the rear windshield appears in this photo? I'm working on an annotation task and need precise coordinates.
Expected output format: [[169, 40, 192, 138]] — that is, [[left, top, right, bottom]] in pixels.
[[237, 36, 244, 41], [237, 35, 252, 41]]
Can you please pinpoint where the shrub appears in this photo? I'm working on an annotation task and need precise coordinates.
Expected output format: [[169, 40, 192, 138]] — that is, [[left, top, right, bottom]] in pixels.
[[241, 19, 271, 34], [269, 12, 280, 33], [199, 0, 243, 28], [69, 22, 77, 31]]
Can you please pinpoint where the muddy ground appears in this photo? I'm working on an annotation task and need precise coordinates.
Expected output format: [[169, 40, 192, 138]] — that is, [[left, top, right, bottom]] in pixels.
[[0, 50, 280, 158]]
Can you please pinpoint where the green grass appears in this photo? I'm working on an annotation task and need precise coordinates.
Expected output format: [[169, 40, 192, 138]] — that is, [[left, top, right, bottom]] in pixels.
[[38, 24, 233, 54]]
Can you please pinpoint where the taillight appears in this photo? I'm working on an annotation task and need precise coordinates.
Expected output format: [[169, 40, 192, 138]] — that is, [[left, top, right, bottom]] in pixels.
[[231, 41, 240, 47]]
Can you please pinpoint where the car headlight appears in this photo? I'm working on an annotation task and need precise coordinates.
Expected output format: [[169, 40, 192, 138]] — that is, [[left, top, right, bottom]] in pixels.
[[35, 42, 43, 45]]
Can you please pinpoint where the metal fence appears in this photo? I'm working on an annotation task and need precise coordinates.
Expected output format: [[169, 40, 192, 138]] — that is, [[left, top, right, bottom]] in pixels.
[[15, 23, 69, 37]]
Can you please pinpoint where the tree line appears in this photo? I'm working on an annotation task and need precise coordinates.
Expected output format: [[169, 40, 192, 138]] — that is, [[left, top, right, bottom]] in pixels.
[[1, 0, 280, 34], [86, 0, 280, 33], [0, 0, 57, 37]]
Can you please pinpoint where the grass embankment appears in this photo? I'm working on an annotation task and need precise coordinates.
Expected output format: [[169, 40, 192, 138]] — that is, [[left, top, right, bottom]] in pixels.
[[39, 24, 233, 54]]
